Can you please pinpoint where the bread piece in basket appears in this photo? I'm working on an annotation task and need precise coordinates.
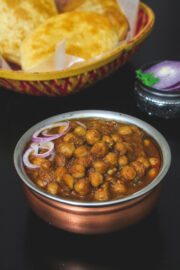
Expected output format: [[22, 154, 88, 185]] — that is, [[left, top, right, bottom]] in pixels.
[[21, 11, 120, 71], [0, 0, 58, 65], [60, 0, 129, 41]]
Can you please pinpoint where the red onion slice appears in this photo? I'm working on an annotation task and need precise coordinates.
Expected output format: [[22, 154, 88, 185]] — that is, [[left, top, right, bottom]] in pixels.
[[23, 148, 40, 169], [30, 142, 54, 158], [145, 61, 180, 90], [76, 121, 87, 129], [162, 81, 180, 91], [32, 128, 59, 143], [49, 151, 56, 162], [42, 121, 70, 138], [32, 121, 70, 143]]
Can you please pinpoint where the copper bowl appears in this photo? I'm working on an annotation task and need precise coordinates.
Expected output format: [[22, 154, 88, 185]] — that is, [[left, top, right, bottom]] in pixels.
[[14, 110, 171, 234]]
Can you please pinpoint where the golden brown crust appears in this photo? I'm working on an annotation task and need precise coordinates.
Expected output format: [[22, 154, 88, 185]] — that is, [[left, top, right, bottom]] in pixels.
[[60, 0, 129, 41], [21, 11, 119, 71], [0, 0, 58, 65]]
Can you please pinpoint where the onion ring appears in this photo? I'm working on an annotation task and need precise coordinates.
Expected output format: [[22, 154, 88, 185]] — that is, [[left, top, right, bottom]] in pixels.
[[22, 148, 40, 169], [32, 121, 70, 143], [49, 151, 56, 162], [30, 142, 54, 158], [76, 121, 87, 129]]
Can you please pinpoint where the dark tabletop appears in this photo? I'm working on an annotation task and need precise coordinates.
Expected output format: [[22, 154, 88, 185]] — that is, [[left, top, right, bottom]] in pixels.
[[1, 0, 180, 269]]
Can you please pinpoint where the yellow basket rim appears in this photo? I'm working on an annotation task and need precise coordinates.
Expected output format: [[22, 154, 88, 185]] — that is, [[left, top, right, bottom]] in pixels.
[[0, 2, 155, 81]]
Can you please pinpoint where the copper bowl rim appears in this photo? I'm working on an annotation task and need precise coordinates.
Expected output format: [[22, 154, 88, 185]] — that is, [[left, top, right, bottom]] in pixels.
[[13, 110, 171, 207]]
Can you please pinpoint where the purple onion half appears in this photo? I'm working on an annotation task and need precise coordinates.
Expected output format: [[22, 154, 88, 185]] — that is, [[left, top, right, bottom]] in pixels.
[[144, 61, 180, 91]]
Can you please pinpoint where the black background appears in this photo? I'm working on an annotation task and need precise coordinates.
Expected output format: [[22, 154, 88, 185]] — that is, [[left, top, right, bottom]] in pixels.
[[1, 0, 180, 269]]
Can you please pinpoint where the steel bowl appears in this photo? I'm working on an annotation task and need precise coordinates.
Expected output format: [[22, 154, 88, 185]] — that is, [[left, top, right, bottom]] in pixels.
[[14, 110, 171, 234]]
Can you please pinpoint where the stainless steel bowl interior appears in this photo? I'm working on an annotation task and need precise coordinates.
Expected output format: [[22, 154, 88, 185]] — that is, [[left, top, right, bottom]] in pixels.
[[14, 110, 171, 207]]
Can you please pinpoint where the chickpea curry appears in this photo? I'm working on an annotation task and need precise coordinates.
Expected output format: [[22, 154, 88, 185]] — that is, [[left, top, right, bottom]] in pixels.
[[23, 118, 161, 202]]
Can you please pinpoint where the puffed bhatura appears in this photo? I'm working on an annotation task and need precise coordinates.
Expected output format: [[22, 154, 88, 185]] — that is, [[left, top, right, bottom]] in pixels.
[[21, 11, 120, 71], [60, 0, 129, 41], [0, 0, 58, 65]]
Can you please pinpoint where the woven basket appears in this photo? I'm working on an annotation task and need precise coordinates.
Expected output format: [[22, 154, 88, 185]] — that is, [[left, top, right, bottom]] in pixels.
[[0, 2, 155, 96]]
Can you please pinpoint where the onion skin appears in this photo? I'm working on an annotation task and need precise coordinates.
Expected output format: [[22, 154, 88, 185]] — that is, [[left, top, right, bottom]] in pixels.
[[42, 121, 70, 138], [76, 121, 87, 129], [32, 129, 59, 143], [23, 148, 40, 169], [49, 152, 56, 162], [32, 121, 70, 143], [145, 61, 180, 91], [31, 142, 54, 158], [162, 81, 180, 91], [23, 121, 70, 169], [23, 142, 55, 169]]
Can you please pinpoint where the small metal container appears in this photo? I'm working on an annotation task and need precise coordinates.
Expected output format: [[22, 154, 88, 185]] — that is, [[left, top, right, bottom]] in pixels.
[[14, 110, 171, 234], [134, 62, 180, 119]]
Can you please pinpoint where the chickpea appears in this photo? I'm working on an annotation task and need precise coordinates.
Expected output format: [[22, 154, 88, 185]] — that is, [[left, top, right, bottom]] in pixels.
[[118, 155, 128, 167], [137, 150, 146, 158], [63, 133, 84, 145], [102, 135, 114, 147], [130, 125, 142, 136], [115, 170, 122, 179], [63, 133, 76, 143], [94, 183, 109, 201], [107, 168, 117, 175], [118, 125, 132, 135], [75, 156, 91, 168], [121, 165, 136, 181], [144, 139, 151, 146], [89, 171, 103, 187], [38, 167, 55, 182], [105, 175, 116, 182], [111, 133, 122, 143], [74, 178, 90, 196], [148, 168, 158, 179], [63, 174, 74, 189], [85, 129, 101, 145], [93, 160, 107, 173], [74, 145, 89, 157], [55, 154, 66, 167], [57, 142, 75, 158], [111, 180, 127, 194], [123, 142, 134, 153], [91, 142, 108, 158], [47, 182, 59, 195], [54, 138, 63, 150], [36, 178, 47, 188], [74, 126, 86, 136], [132, 134, 142, 145], [137, 157, 150, 169], [55, 167, 67, 182], [149, 157, 160, 167], [131, 161, 145, 178], [59, 125, 69, 134], [69, 164, 85, 178], [114, 142, 127, 155], [104, 152, 118, 166], [31, 170, 39, 179], [69, 121, 77, 129], [32, 157, 51, 169]]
